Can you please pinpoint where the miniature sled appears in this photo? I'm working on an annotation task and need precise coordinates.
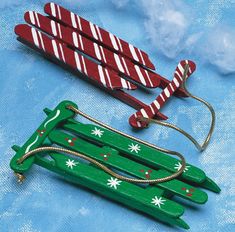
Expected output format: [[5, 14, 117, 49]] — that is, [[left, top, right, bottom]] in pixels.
[[10, 101, 220, 229], [13, 3, 217, 151]]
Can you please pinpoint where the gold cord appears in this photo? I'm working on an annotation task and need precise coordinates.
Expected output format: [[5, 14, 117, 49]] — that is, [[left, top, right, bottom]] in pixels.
[[139, 64, 215, 151], [17, 105, 187, 184], [17, 146, 185, 184]]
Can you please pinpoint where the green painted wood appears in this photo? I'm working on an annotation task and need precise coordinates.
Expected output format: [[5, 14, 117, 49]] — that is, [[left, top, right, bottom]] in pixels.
[[198, 177, 221, 193], [48, 130, 208, 204], [34, 154, 189, 229], [10, 101, 77, 173], [63, 121, 207, 184], [10, 101, 220, 229]]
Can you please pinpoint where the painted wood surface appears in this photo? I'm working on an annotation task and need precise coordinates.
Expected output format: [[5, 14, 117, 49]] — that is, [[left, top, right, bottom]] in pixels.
[[10, 101, 220, 229], [24, 11, 160, 88], [14, 2, 194, 129], [44, 2, 155, 70], [15, 24, 136, 90], [129, 60, 196, 128]]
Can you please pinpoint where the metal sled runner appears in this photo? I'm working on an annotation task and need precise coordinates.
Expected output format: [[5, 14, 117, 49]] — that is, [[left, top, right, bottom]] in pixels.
[[14, 2, 215, 151], [10, 101, 220, 229]]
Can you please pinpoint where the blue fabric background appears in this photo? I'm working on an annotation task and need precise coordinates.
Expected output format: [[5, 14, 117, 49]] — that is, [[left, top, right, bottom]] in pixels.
[[0, 1, 234, 231]]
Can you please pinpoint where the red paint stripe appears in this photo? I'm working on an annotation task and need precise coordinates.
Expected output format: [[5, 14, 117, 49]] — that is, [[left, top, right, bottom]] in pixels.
[[15, 24, 136, 90], [44, 2, 155, 70], [129, 60, 196, 128], [24, 11, 159, 88]]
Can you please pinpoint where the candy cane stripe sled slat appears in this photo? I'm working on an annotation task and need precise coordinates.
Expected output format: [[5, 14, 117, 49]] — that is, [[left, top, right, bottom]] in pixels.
[[129, 60, 196, 128], [15, 24, 136, 90], [24, 11, 160, 88], [43, 3, 189, 95], [44, 2, 155, 70], [14, 2, 216, 151]]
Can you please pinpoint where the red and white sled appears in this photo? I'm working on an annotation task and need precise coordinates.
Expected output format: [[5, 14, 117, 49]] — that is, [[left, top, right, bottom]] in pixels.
[[14, 2, 197, 126]]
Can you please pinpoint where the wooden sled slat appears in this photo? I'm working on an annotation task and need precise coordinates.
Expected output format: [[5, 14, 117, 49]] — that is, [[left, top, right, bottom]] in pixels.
[[15, 24, 136, 90], [48, 129, 208, 204], [10, 101, 220, 230], [24, 11, 160, 88], [44, 2, 156, 70]]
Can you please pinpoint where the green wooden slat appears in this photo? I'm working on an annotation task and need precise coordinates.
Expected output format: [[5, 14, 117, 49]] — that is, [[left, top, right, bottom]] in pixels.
[[34, 153, 189, 229], [9, 101, 220, 229], [198, 177, 221, 193], [10, 101, 77, 173], [63, 121, 206, 184], [48, 130, 208, 204]]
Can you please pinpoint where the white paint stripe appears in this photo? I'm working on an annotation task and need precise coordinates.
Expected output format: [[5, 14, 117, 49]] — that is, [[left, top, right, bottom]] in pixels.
[[116, 37, 123, 52], [134, 113, 142, 127], [173, 78, 180, 87], [98, 65, 106, 86], [95, 25, 103, 41], [129, 44, 139, 61], [164, 88, 170, 98], [144, 70, 153, 87], [186, 60, 192, 73], [50, 3, 56, 17], [169, 83, 174, 91], [109, 33, 119, 50], [59, 44, 65, 62], [76, 15, 82, 31], [138, 48, 145, 65], [105, 69, 112, 88], [127, 81, 131, 89], [31, 28, 39, 47], [153, 100, 160, 110], [51, 20, 57, 36], [160, 93, 165, 102], [38, 31, 45, 51], [81, 56, 87, 75], [121, 57, 130, 76], [79, 35, 84, 50], [140, 109, 149, 118], [100, 46, 107, 63], [149, 105, 155, 114], [178, 64, 184, 76], [114, 54, 124, 73], [44, 110, 61, 128], [71, 12, 77, 28], [121, 78, 128, 89], [175, 70, 183, 81], [52, 40, 60, 59], [34, 12, 40, 27], [58, 23, 62, 38], [57, 4, 61, 19], [72, 32, 79, 47], [134, 65, 146, 86], [94, 43, 102, 60], [90, 22, 98, 40], [29, 11, 35, 25], [74, 52, 81, 71], [25, 136, 39, 153]]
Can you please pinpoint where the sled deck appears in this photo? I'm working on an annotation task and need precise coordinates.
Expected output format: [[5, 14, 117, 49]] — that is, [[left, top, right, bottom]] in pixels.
[[14, 2, 197, 127], [10, 101, 220, 229]]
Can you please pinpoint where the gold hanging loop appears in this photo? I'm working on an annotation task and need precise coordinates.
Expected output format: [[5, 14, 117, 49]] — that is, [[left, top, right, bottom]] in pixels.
[[139, 64, 215, 152], [17, 105, 188, 184]]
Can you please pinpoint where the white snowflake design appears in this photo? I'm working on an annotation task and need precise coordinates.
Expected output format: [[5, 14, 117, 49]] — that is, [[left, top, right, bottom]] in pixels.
[[128, 143, 141, 153], [107, 177, 122, 189], [174, 162, 190, 173], [91, 127, 104, 138], [151, 196, 166, 208], [65, 159, 78, 169]]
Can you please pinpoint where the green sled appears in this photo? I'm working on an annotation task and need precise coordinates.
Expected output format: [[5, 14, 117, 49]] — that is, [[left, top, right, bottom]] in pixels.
[[10, 101, 220, 229]]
